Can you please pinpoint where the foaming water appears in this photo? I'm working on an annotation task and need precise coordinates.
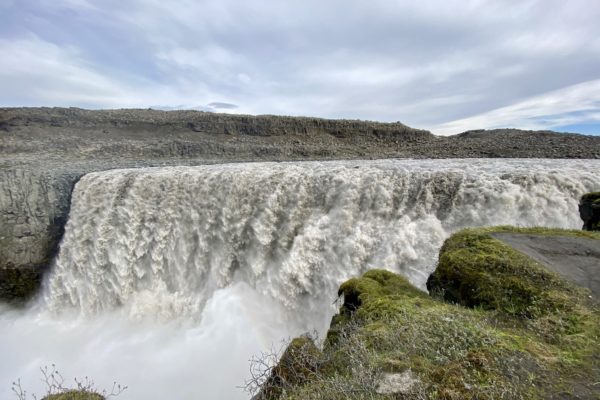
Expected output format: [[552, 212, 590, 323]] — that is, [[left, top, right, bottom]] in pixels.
[[1, 159, 599, 399]]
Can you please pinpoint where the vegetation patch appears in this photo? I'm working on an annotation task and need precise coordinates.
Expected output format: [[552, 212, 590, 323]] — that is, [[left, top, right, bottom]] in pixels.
[[426, 227, 589, 318], [12, 365, 126, 400], [43, 392, 104, 400], [251, 227, 600, 399]]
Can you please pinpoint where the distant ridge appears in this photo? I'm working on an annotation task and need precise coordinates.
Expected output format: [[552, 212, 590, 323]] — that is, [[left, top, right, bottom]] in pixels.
[[2, 107, 599, 161], [0, 106, 432, 141]]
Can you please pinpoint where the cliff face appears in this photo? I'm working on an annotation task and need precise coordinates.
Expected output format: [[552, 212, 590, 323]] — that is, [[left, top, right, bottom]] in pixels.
[[579, 192, 600, 231], [1, 107, 599, 303], [0, 169, 75, 268], [3, 108, 599, 162], [0, 168, 81, 302]]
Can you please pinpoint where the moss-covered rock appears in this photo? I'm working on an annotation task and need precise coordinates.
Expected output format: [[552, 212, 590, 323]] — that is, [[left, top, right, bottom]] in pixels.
[[581, 191, 600, 204], [426, 228, 586, 318], [261, 227, 600, 399], [256, 336, 324, 400], [43, 391, 104, 400], [580, 191, 600, 231]]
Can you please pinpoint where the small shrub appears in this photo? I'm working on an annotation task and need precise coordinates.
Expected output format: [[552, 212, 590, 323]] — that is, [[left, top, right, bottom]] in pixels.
[[12, 365, 126, 400]]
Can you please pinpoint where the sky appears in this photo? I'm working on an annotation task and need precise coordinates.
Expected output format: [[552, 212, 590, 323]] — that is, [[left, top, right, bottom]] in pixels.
[[1, 0, 599, 136]]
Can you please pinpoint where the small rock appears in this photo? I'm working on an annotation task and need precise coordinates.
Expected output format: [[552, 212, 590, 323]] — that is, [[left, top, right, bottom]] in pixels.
[[375, 370, 420, 395]]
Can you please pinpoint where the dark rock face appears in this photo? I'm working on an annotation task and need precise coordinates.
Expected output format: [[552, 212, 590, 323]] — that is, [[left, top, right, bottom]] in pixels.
[[0, 265, 47, 304], [2, 107, 600, 303], [0, 169, 78, 272], [0, 168, 83, 305], [0, 107, 432, 161], [579, 192, 600, 231]]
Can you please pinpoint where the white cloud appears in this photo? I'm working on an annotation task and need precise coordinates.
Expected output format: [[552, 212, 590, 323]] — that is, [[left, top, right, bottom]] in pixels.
[[51, 0, 97, 11], [430, 79, 600, 135], [0, 36, 232, 109], [0, 36, 126, 106]]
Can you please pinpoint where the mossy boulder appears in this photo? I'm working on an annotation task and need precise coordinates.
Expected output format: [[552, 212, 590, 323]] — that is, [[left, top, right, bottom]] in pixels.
[[338, 269, 428, 317], [580, 191, 600, 231], [581, 192, 600, 204], [260, 227, 599, 399], [43, 391, 104, 400], [426, 228, 586, 318]]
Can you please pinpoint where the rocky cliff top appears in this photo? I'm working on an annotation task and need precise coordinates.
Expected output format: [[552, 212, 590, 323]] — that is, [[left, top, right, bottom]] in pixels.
[[0, 107, 429, 137], [2, 107, 599, 163]]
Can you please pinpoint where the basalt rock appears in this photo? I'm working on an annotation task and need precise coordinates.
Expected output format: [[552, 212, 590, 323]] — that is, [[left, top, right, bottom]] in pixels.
[[579, 192, 600, 231], [0, 167, 82, 305], [0, 265, 47, 304]]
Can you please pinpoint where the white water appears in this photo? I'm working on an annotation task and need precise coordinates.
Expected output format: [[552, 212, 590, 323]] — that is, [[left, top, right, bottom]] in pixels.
[[1, 159, 599, 399]]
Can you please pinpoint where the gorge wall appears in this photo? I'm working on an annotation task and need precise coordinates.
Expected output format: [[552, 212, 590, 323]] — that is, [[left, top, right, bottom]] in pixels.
[[1, 107, 600, 303]]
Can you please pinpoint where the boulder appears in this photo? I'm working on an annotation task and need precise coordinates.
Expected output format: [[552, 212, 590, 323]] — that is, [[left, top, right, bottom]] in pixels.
[[579, 192, 600, 231]]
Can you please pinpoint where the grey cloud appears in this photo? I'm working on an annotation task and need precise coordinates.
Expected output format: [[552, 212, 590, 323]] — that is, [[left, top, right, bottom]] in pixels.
[[207, 102, 238, 110]]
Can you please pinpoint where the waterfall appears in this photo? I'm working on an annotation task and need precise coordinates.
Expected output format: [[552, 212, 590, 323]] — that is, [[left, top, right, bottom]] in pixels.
[[2, 159, 599, 400]]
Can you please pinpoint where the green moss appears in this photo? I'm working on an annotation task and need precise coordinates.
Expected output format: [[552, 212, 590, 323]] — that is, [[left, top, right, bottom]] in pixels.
[[43, 391, 104, 400], [337, 269, 428, 320], [264, 227, 599, 399], [258, 336, 324, 399], [427, 228, 587, 318], [581, 191, 600, 204]]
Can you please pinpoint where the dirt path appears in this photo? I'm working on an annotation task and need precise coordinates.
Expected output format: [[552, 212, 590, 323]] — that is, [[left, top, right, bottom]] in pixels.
[[491, 233, 600, 298]]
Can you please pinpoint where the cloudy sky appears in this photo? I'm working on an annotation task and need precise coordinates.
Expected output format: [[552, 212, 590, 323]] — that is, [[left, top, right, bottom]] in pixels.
[[1, 0, 599, 135]]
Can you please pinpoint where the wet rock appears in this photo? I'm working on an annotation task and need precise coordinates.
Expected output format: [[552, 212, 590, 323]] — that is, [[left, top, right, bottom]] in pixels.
[[580, 192, 600, 231], [0, 265, 46, 305]]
